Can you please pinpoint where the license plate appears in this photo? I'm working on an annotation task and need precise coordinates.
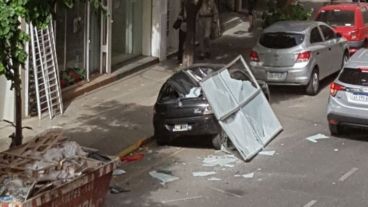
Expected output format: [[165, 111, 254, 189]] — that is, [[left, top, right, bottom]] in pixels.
[[347, 93, 368, 104], [267, 72, 287, 81], [172, 124, 191, 132]]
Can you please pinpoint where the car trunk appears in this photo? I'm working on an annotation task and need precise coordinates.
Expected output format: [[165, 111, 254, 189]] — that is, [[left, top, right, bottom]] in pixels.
[[334, 26, 356, 41], [258, 32, 304, 67], [316, 9, 356, 41], [336, 68, 368, 108], [259, 49, 300, 67], [155, 97, 208, 119]]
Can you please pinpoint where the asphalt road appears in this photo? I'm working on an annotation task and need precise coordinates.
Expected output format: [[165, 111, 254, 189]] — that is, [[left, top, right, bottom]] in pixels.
[[105, 74, 368, 207]]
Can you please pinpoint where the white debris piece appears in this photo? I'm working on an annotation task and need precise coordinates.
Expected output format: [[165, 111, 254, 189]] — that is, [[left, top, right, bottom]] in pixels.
[[202, 154, 238, 167], [43, 148, 63, 162], [113, 169, 126, 176], [149, 171, 179, 184], [192, 171, 216, 177], [208, 177, 222, 181], [242, 173, 255, 178], [306, 133, 329, 143], [334, 148, 339, 152], [259, 150, 275, 156], [235, 173, 254, 178], [185, 87, 201, 98]]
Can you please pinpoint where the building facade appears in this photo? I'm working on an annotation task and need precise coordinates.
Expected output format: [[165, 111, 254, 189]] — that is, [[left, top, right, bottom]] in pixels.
[[0, 0, 182, 121], [53, 0, 181, 86]]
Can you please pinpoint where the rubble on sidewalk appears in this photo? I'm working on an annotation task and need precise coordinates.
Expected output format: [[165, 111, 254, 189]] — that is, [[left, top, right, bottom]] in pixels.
[[149, 170, 179, 185], [202, 154, 238, 167], [0, 129, 114, 205], [192, 171, 216, 177]]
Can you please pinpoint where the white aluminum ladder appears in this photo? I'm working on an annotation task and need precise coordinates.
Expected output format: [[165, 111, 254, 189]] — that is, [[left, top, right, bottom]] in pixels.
[[30, 22, 63, 119]]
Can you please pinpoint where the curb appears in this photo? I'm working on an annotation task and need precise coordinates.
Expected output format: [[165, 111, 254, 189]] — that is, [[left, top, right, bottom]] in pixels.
[[117, 136, 154, 158]]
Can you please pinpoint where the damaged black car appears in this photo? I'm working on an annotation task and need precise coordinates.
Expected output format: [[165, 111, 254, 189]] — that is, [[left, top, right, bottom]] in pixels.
[[153, 64, 270, 149]]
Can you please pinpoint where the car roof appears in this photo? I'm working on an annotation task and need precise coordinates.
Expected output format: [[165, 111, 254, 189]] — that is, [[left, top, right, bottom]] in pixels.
[[264, 21, 320, 33], [319, 3, 363, 11], [345, 49, 368, 68]]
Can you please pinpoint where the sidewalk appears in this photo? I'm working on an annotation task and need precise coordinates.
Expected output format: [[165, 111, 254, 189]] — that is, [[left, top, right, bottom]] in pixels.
[[0, 61, 178, 154], [0, 12, 260, 155]]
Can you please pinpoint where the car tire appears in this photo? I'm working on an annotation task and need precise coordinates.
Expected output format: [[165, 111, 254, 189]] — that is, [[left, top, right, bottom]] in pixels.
[[212, 131, 227, 150], [329, 124, 341, 136], [306, 69, 319, 96]]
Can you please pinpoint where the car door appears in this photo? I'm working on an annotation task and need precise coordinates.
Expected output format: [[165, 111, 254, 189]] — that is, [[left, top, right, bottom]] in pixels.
[[320, 24, 342, 77], [308, 26, 329, 78], [361, 7, 368, 43], [322, 24, 345, 72]]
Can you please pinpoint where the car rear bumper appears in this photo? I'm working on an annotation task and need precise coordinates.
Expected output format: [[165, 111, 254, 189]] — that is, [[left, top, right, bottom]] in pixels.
[[153, 114, 221, 139], [327, 113, 368, 128], [348, 40, 364, 48], [250, 62, 311, 86], [327, 97, 368, 128]]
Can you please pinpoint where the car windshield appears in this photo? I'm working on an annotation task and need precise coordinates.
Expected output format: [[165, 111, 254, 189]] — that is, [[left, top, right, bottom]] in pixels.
[[259, 32, 305, 49], [339, 68, 368, 86], [316, 10, 355, 27]]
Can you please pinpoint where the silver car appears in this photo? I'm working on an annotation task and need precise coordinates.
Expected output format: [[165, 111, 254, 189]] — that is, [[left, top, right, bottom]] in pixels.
[[250, 21, 349, 95], [327, 49, 368, 135]]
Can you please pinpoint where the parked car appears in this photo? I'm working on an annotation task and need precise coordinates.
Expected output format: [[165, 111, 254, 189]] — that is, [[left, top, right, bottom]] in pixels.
[[327, 49, 368, 135], [316, 3, 368, 54], [250, 21, 349, 95], [153, 64, 270, 149]]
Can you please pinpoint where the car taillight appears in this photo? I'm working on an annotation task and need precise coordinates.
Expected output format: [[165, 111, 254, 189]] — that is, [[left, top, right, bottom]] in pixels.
[[250, 50, 260, 62], [349, 30, 358, 40], [330, 82, 345, 97], [296, 51, 311, 62]]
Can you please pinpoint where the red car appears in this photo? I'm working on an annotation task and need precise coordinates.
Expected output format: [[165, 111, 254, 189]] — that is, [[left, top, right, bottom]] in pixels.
[[316, 3, 368, 54]]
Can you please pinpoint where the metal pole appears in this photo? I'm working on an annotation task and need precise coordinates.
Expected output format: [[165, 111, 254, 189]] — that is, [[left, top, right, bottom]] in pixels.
[[86, 1, 91, 81], [25, 24, 29, 117], [30, 24, 42, 120]]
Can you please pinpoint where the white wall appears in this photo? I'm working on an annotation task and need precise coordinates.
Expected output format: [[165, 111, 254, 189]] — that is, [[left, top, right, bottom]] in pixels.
[[151, 0, 168, 61], [142, 0, 153, 56], [0, 76, 15, 122], [167, 0, 181, 55]]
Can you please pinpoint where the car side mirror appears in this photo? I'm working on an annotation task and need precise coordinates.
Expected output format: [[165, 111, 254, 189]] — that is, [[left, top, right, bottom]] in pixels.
[[336, 33, 342, 38]]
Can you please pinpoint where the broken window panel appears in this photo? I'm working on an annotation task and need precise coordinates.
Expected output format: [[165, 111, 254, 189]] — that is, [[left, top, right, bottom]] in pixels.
[[200, 55, 283, 161]]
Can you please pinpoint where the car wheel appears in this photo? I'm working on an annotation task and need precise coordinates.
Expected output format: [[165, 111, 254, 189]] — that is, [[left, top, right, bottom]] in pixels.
[[212, 130, 227, 150], [329, 124, 341, 136], [306, 69, 319, 96]]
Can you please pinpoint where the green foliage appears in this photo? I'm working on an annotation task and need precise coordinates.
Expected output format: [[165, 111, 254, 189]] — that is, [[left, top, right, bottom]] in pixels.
[[262, 3, 312, 28]]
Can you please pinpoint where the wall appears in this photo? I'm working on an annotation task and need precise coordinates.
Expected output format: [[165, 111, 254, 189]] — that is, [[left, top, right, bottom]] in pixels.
[[142, 0, 153, 56], [151, 0, 168, 60], [167, 0, 181, 55], [0, 76, 14, 121]]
